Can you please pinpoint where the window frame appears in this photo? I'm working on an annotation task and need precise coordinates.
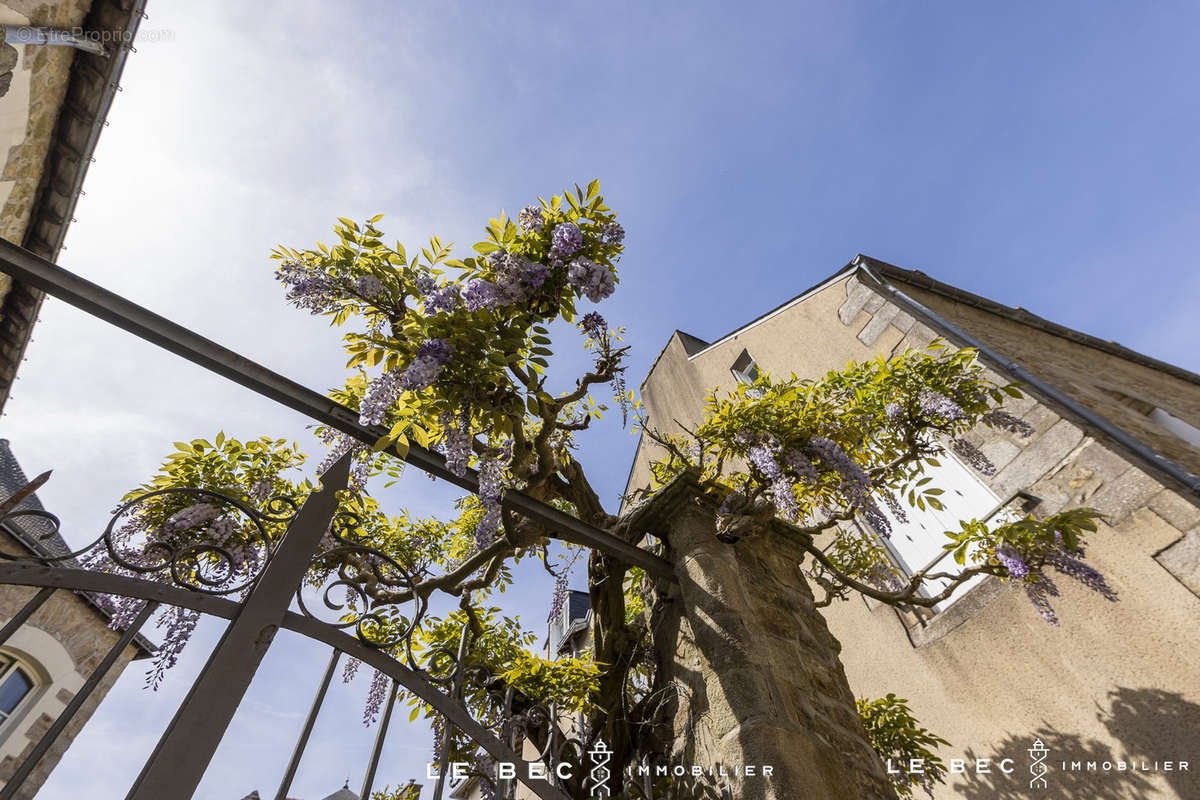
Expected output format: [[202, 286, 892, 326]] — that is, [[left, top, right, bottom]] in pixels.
[[0, 652, 39, 732], [730, 349, 761, 385]]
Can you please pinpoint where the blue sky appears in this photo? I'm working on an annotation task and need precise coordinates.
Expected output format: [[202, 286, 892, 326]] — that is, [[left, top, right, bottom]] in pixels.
[[5, 1, 1199, 798]]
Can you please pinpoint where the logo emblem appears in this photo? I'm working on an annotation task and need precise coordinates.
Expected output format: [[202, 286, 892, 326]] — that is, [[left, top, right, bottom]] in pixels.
[[587, 738, 613, 798], [1029, 738, 1049, 788]]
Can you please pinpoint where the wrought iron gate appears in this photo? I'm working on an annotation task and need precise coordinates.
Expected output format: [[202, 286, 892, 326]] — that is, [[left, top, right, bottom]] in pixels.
[[0, 239, 676, 800]]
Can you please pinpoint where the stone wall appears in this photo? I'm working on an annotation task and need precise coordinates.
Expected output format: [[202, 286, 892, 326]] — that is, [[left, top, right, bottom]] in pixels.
[[0, 0, 92, 254], [892, 279, 1200, 479], [0, 529, 139, 798], [828, 276, 1200, 798], [838, 273, 1200, 601]]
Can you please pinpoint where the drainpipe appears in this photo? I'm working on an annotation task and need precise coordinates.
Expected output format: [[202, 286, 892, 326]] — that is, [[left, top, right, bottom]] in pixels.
[[854, 259, 1200, 499], [3, 25, 107, 58]]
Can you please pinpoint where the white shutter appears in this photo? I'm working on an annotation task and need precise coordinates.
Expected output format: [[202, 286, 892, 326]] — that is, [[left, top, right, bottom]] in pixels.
[[878, 450, 1011, 611]]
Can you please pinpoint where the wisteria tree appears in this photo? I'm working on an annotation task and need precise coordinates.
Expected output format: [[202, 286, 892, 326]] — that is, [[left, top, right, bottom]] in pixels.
[[102, 182, 1116, 799]]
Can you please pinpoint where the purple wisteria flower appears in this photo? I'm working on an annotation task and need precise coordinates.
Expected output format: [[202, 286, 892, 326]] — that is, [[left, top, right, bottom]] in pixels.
[[885, 402, 905, 421], [549, 574, 569, 620], [746, 439, 803, 521], [493, 252, 549, 302], [1048, 552, 1118, 601], [424, 284, 462, 314], [463, 279, 504, 311], [580, 311, 607, 340], [918, 390, 965, 422], [476, 755, 498, 800], [550, 222, 583, 259], [249, 478, 274, 503], [518, 204, 546, 233], [317, 429, 370, 492], [207, 515, 237, 545], [342, 655, 361, 683], [439, 414, 472, 478], [353, 274, 385, 300], [146, 606, 201, 690], [782, 449, 819, 483], [363, 668, 390, 725], [805, 437, 872, 496], [1024, 574, 1061, 625], [866, 562, 905, 593], [473, 440, 512, 548], [398, 338, 453, 392], [880, 491, 909, 524], [360, 369, 404, 425], [275, 260, 341, 314], [995, 544, 1029, 578], [951, 438, 996, 476], [861, 502, 893, 537], [567, 258, 616, 303], [166, 503, 220, 532], [982, 409, 1036, 438], [415, 274, 437, 294], [718, 491, 749, 516], [747, 442, 782, 479], [600, 221, 625, 246]]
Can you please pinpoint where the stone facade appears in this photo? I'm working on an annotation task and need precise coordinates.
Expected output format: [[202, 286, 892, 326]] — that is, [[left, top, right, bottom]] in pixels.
[[0, 542, 140, 798], [626, 264, 1200, 799], [0, 0, 92, 258]]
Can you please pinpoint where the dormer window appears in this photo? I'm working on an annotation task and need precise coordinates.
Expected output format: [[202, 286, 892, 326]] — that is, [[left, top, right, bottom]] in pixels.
[[1099, 388, 1200, 449], [731, 349, 761, 385]]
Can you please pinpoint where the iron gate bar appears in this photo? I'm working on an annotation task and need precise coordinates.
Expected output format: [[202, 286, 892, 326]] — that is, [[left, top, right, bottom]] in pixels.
[[126, 453, 352, 799], [0, 239, 673, 579], [275, 647, 341, 800], [0, 585, 54, 647], [278, 611, 571, 800], [0, 562, 241, 619], [0, 569, 572, 800], [0, 599, 158, 800], [433, 623, 473, 800], [360, 679, 399, 799]]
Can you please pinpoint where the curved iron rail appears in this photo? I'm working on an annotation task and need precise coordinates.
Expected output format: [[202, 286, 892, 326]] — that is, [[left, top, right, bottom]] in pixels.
[[0, 562, 570, 799]]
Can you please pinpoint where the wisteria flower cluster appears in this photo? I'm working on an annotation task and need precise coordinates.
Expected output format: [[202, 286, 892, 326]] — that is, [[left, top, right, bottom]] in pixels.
[[1005, 541, 1117, 625], [518, 204, 545, 233], [400, 338, 454, 392], [567, 257, 616, 303], [474, 441, 512, 548], [275, 259, 343, 314], [549, 221, 583, 262]]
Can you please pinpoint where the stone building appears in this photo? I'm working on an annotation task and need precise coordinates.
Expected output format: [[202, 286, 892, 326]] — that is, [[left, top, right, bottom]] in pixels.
[[0, 0, 144, 412], [622, 255, 1200, 799], [0, 438, 152, 797]]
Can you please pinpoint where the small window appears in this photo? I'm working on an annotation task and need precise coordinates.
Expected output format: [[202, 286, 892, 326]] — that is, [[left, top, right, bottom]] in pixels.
[[730, 349, 761, 385], [1148, 407, 1200, 448], [0, 654, 36, 730], [1099, 387, 1200, 449]]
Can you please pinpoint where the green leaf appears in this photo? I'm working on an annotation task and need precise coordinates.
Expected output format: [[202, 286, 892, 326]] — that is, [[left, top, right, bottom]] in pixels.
[[393, 436, 410, 459]]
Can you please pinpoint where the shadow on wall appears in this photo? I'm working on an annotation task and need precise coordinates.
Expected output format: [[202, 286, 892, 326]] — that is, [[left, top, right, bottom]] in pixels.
[[952, 688, 1199, 799]]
